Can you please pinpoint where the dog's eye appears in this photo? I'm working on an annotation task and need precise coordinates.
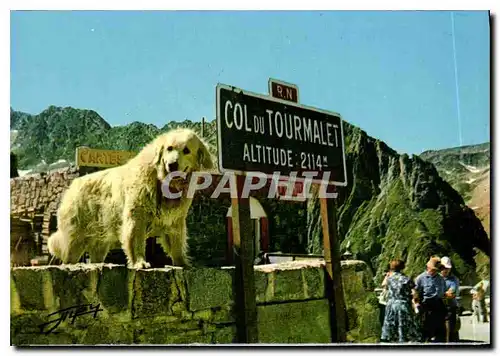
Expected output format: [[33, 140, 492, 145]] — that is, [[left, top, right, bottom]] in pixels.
[[183, 147, 190, 155], [167, 146, 173, 152]]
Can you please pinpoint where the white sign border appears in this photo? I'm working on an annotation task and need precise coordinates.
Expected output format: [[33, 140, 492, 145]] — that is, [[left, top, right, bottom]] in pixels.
[[216, 83, 348, 187]]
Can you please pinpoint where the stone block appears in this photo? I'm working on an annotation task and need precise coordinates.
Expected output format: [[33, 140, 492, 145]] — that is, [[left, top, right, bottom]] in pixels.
[[171, 302, 193, 320], [193, 309, 213, 322], [97, 265, 133, 314], [255, 261, 326, 304], [346, 307, 359, 332], [134, 320, 208, 344], [212, 306, 235, 324], [11, 267, 53, 311], [254, 269, 269, 304], [273, 269, 304, 302], [132, 267, 179, 318], [341, 268, 366, 306], [165, 330, 212, 345], [49, 264, 99, 312], [341, 259, 372, 273], [11, 313, 74, 346], [172, 268, 188, 302], [357, 294, 381, 342], [171, 301, 189, 315], [257, 299, 331, 343], [302, 266, 325, 299], [185, 267, 233, 311], [79, 318, 134, 345], [212, 325, 237, 344], [11, 277, 21, 315]]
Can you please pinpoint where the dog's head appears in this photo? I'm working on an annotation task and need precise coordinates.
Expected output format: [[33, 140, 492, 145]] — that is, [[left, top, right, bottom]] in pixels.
[[149, 128, 214, 183]]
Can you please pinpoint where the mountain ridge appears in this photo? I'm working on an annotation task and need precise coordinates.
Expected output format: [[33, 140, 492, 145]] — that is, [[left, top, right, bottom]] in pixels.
[[10, 106, 490, 282]]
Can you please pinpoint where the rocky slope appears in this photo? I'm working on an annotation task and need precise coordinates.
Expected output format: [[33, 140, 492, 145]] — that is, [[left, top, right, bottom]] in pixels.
[[10, 106, 217, 170], [420, 143, 490, 236], [10, 107, 490, 283], [420, 143, 490, 280], [420, 143, 490, 207]]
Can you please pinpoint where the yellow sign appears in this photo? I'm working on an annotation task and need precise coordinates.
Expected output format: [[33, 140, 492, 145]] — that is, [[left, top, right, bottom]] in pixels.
[[76, 147, 137, 168]]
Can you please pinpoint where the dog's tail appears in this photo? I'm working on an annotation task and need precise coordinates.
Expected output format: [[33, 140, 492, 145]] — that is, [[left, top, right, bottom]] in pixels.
[[47, 230, 65, 261]]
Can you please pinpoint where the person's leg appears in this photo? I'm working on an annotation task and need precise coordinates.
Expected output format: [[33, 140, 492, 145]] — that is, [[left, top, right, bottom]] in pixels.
[[420, 304, 431, 342], [444, 318, 451, 343], [434, 302, 447, 343], [425, 304, 439, 342], [381, 304, 395, 342], [479, 300, 488, 322], [397, 309, 406, 343], [448, 308, 458, 342], [472, 300, 480, 322]]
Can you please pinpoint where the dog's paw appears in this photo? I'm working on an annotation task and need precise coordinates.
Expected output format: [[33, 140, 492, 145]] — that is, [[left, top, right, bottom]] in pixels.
[[129, 259, 151, 269], [171, 256, 191, 268]]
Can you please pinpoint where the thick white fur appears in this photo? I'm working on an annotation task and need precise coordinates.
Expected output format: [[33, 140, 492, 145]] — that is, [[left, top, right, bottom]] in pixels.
[[47, 128, 214, 269]]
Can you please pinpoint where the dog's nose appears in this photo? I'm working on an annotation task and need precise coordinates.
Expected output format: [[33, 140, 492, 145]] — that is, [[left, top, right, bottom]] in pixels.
[[168, 162, 179, 172]]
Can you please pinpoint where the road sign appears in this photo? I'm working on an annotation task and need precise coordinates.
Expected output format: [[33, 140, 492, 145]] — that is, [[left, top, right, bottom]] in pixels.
[[268, 78, 299, 103], [216, 84, 347, 186]]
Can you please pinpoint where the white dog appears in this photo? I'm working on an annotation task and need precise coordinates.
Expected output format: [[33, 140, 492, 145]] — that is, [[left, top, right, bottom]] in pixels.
[[47, 128, 214, 268]]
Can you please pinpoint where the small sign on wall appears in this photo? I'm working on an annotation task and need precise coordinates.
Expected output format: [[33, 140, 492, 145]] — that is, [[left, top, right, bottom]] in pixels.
[[75, 147, 137, 168]]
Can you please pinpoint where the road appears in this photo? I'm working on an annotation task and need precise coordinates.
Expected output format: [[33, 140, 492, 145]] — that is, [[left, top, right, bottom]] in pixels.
[[458, 311, 490, 344]]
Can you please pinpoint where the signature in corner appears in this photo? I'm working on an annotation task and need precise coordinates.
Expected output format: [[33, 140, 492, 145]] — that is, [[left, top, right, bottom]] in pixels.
[[37, 303, 103, 335]]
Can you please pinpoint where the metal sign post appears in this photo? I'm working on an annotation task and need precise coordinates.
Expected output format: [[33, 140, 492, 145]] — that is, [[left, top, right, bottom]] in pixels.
[[320, 188, 347, 342], [230, 174, 258, 343]]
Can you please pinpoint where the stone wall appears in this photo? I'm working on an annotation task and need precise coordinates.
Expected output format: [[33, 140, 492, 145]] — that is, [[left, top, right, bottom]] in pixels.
[[11, 260, 380, 345], [10, 167, 81, 266], [341, 260, 381, 343], [10, 167, 79, 216]]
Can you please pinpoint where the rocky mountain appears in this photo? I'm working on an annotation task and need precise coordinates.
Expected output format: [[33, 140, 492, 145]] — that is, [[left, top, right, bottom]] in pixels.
[[10, 107, 490, 283], [420, 143, 490, 204], [420, 143, 490, 280], [10, 106, 218, 170], [420, 143, 490, 234], [11, 106, 111, 169]]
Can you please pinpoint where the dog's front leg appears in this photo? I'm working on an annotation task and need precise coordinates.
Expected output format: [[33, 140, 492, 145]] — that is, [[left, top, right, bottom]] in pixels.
[[122, 207, 150, 269], [168, 220, 191, 267]]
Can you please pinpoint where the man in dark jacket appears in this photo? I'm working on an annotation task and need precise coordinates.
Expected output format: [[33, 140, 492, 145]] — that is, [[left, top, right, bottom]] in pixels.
[[415, 257, 447, 342]]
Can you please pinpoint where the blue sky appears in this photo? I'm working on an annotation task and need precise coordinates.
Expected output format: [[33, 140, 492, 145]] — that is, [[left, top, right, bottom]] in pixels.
[[10, 10, 490, 154]]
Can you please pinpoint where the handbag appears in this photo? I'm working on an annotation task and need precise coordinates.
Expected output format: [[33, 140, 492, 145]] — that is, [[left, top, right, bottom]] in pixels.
[[379, 288, 389, 305]]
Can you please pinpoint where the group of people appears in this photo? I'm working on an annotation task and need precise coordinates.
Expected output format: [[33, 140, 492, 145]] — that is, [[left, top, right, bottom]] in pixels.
[[379, 256, 461, 343]]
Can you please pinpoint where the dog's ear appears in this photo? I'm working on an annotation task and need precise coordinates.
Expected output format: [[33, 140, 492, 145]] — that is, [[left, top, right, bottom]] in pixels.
[[154, 144, 164, 166], [197, 139, 214, 170], [153, 142, 167, 180]]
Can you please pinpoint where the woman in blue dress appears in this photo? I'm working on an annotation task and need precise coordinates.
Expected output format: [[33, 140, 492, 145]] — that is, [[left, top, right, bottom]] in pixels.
[[381, 259, 421, 343]]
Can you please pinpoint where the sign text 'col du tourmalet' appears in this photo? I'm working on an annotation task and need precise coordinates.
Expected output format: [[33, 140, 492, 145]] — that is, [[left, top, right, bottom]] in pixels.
[[216, 83, 347, 186]]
